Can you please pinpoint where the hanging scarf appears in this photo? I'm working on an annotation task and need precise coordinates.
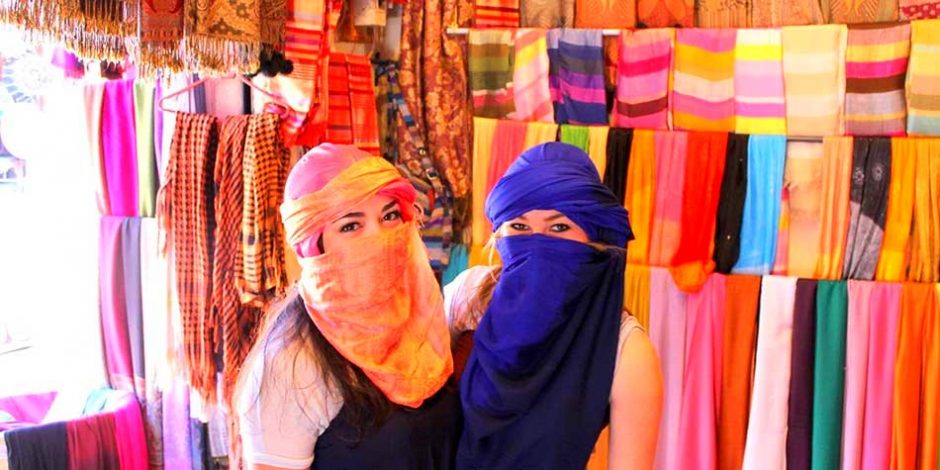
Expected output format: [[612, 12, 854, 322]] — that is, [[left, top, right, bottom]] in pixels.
[[140, 0, 186, 74], [157, 112, 219, 402], [102, 79, 140, 217], [843, 137, 891, 280], [713, 134, 749, 274], [185, 0, 286, 73], [671, 132, 728, 292], [325, 53, 381, 155], [812, 281, 848, 470], [782, 25, 848, 137], [787, 279, 818, 470], [908, 20, 940, 133], [901, 0, 940, 19], [460, 142, 631, 469], [547, 29, 608, 125], [876, 137, 917, 281], [134, 82, 158, 218], [587, 126, 610, 177], [509, 29, 554, 123], [625, 263, 652, 328], [826, 0, 897, 22], [84, 84, 109, 215], [672, 29, 737, 132], [845, 23, 910, 136], [909, 137, 940, 282], [637, 0, 693, 27], [469, 30, 516, 119], [575, 0, 636, 27], [520, 0, 573, 27], [843, 280, 873, 470], [697, 0, 750, 27], [892, 283, 935, 470], [649, 130, 688, 267], [815, 137, 853, 280], [523, 121, 558, 149], [473, 0, 521, 27], [733, 135, 786, 275], [734, 29, 786, 136], [280, 156, 454, 407], [603, 128, 633, 205], [784, 141, 825, 278], [613, 29, 673, 131], [471, 118, 498, 264], [560, 125, 590, 153], [625, 130, 657, 265], [751, 0, 825, 26]]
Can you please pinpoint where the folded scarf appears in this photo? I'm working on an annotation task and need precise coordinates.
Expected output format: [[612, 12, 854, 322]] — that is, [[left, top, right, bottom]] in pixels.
[[751, 0, 825, 26], [892, 283, 935, 470], [843, 137, 891, 280], [782, 25, 848, 137], [714, 134, 749, 274], [910, 137, 940, 282], [815, 137, 854, 280], [470, 30, 516, 119], [604, 128, 633, 205], [673, 29, 737, 132], [575, 0, 636, 27], [461, 143, 630, 468], [825, 0, 898, 22], [908, 20, 940, 135], [587, 126, 610, 177], [471, 118, 499, 264], [742, 276, 797, 470], [856, 282, 902, 469], [520, 0, 574, 27], [637, 0, 694, 27], [696, 0, 751, 27], [560, 124, 590, 153], [237, 114, 290, 306], [649, 131, 688, 267], [547, 29, 608, 125], [671, 132, 728, 292], [784, 142, 825, 278], [185, 0, 285, 74], [733, 136, 787, 275], [648, 267, 689, 470], [734, 29, 786, 135], [474, 0, 521, 27], [812, 281, 848, 470], [613, 29, 673, 130], [102, 79, 140, 217], [4, 421, 69, 470], [901, 0, 940, 18], [677, 274, 726, 470], [625, 130, 657, 265], [158, 112, 219, 401], [787, 279, 818, 470], [134, 82, 158, 217], [625, 264, 652, 328], [717, 275, 761, 470], [876, 137, 917, 281], [844, 23, 910, 136], [510, 29, 554, 123]]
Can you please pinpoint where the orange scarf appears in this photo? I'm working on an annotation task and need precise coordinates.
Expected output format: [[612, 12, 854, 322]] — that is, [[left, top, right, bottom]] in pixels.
[[280, 157, 454, 407]]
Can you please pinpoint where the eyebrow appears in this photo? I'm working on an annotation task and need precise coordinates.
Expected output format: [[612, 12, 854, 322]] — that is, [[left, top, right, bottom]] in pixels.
[[336, 212, 365, 221], [546, 213, 567, 221], [382, 200, 399, 212]]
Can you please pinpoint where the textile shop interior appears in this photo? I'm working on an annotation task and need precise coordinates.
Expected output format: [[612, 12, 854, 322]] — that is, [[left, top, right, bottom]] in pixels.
[[1, 0, 940, 468]]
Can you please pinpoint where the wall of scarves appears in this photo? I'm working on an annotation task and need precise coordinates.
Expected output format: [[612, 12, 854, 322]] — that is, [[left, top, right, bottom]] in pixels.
[[471, 0, 939, 28], [467, 20, 940, 137]]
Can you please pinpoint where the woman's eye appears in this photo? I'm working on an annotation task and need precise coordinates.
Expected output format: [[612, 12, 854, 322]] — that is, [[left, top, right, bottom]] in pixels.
[[383, 210, 402, 222], [340, 222, 361, 233], [509, 223, 530, 232], [550, 224, 571, 233]]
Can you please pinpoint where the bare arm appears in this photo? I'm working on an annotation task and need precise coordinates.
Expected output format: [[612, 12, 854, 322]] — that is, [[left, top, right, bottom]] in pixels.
[[608, 330, 664, 470]]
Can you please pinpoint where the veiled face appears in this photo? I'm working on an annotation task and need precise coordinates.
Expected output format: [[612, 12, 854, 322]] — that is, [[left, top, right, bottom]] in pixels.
[[320, 194, 403, 253], [498, 209, 590, 243]]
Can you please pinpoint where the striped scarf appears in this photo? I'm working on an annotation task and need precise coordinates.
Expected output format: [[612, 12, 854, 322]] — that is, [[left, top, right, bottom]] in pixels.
[[734, 29, 786, 135], [547, 28, 608, 125], [845, 23, 910, 136], [508, 29, 553, 123], [158, 113, 219, 401], [473, 0, 520, 27], [782, 25, 848, 137], [613, 29, 673, 130], [907, 19, 940, 136], [326, 53, 382, 155], [672, 28, 737, 132], [469, 29, 516, 118], [236, 113, 290, 307]]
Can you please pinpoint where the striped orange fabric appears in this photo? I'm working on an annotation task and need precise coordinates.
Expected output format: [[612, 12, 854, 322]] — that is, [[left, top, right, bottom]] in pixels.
[[474, 0, 520, 27]]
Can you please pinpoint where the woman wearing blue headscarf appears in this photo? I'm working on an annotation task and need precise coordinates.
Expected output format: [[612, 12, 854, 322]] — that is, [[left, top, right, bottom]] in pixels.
[[445, 142, 664, 469]]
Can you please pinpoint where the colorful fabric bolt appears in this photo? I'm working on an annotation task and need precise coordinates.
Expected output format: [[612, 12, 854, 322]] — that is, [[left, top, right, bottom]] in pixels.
[[474, 0, 521, 27], [560, 124, 590, 153], [471, 118, 498, 264], [470, 30, 516, 119], [587, 126, 610, 177], [815, 137, 854, 280], [782, 25, 848, 137], [604, 128, 633, 206], [547, 28, 608, 125], [909, 137, 940, 282], [845, 23, 910, 136], [625, 130, 658, 265], [812, 281, 848, 470], [907, 20, 940, 135], [696, 0, 751, 27], [714, 134, 749, 274], [672, 29, 737, 132], [102, 79, 140, 217], [876, 137, 917, 282], [733, 136, 787, 275], [613, 29, 673, 130], [134, 82, 158, 217], [784, 141, 824, 279], [787, 279, 818, 470], [649, 131, 688, 267], [861, 282, 902, 469], [734, 29, 786, 135], [751, 0, 825, 27], [520, 0, 574, 27], [510, 29, 554, 123], [843, 280, 874, 470], [575, 0, 636, 28], [637, 0, 694, 27], [625, 264, 652, 328], [843, 137, 891, 280], [825, 0, 898, 22]]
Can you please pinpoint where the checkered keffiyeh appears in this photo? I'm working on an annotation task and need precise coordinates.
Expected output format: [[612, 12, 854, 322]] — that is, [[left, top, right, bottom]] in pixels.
[[158, 112, 219, 401], [236, 113, 290, 307]]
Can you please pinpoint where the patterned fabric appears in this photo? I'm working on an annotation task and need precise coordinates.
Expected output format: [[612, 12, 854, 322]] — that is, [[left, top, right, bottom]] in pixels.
[[900, 0, 940, 18], [751, 0, 825, 26], [186, 0, 286, 73], [782, 25, 848, 137], [783, 141, 825, 278], [575, 0, 635, 28], [236, 113, 290, 307], [520, 0, 574, 27], [637, 0, 694, 27], [469, 30, 516, 119], [696, 0, 751, 27], [672, 29, 737, 132], [613, 29, 673, 130], [734, 29, 786, 135], [509, 29, 554, 123], [140, 0, 186, 73], [842, 137, 891, 281], [158, 113, 219, 401], [473, 0, 520, 27], [845, 23, 910, 136], [547, 28, 608, 125], [907, 19, 940, 135], [325, 53, 381, 155], [824, 0, 898, 22]]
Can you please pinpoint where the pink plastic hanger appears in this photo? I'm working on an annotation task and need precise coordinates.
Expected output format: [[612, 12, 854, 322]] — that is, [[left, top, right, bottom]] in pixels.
[[158, 72, 293, 113]]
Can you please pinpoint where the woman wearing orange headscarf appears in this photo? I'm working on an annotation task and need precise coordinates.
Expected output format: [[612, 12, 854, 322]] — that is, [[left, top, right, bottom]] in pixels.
[[234, 144, 457, 469]]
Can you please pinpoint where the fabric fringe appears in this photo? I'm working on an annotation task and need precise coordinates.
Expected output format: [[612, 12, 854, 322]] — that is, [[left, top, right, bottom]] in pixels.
[[185, 35, 261, 75]]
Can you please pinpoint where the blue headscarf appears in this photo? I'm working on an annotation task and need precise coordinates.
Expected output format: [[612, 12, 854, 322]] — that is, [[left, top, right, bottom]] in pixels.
[[458, 143, 632, 469]]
